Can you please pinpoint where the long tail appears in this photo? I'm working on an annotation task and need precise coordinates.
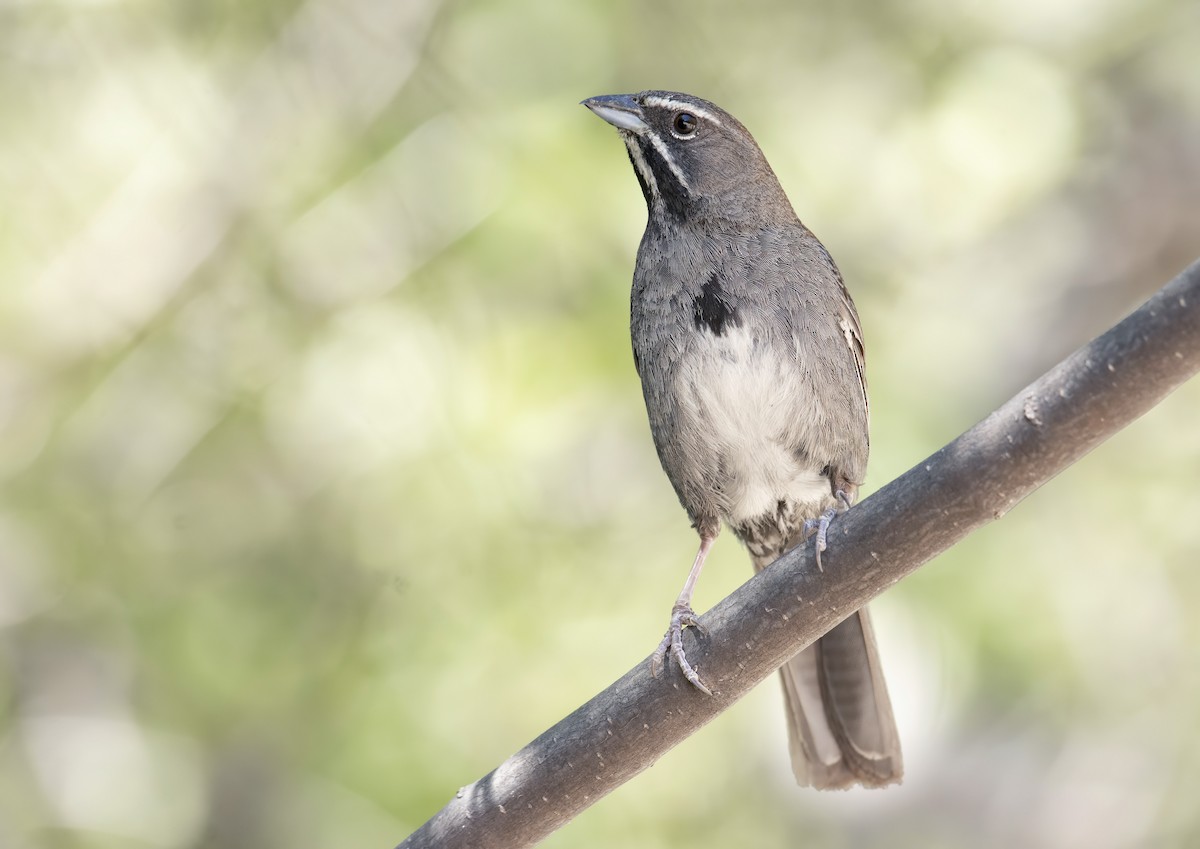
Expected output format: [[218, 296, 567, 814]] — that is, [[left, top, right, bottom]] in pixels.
[[752, 553, 903, 788]]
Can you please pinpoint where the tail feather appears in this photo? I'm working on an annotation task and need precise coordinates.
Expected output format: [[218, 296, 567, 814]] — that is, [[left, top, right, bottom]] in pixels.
[[753, 555, 902, 788]]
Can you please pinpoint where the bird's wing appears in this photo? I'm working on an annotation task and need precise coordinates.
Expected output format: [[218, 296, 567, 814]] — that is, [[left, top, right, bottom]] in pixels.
[[830, 264, 869, 442]]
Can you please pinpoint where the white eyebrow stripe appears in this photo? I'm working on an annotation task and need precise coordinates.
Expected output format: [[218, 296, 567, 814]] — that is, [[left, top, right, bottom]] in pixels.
[[642, 130, 691, 191], [641, 96, 724, 127]]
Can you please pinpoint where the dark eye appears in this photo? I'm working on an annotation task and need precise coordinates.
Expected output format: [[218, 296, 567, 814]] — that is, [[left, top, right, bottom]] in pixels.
[[673, 112, 698, 136]]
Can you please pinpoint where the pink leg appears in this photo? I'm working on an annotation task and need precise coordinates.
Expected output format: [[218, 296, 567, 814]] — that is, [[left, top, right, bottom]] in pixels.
[[650, 533, 718, 695]]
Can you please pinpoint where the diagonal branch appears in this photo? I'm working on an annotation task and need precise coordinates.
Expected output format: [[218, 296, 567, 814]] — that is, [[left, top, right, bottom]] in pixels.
[[397, 260, 1200, 849]]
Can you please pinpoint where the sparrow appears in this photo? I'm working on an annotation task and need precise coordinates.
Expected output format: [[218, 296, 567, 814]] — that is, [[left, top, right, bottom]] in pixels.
[[583, 90, 901, 788]]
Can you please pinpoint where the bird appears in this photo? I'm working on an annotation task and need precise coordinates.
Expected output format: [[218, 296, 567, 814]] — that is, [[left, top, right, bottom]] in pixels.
[[582, 90, 902, 789]]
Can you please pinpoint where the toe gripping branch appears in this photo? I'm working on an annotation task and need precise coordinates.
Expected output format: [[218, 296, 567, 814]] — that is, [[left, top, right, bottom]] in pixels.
[[651, 489, 854, 696], [650, 533, 717, 696], [803, 489, 854, 571], [650, 603, 711, 696]]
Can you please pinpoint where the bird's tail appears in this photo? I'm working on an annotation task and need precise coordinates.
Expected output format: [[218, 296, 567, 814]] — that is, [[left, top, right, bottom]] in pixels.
[[752, 552, 903, 789]]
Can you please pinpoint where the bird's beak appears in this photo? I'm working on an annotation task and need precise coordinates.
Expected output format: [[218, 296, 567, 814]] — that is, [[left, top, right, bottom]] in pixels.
[[582, 94, 648, 134]]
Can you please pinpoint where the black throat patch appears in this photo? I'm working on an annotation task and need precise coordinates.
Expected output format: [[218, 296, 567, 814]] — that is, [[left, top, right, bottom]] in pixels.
[[693, 275, 738, 336], [634, 136, 689, 218]]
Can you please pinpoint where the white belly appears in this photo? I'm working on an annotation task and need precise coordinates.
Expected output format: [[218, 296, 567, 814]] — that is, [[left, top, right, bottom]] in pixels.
[[674, 324, 830, 524]]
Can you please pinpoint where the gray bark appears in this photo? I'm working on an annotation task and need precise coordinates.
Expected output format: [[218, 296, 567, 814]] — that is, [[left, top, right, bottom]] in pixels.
[[397, 260, 1200, 849]]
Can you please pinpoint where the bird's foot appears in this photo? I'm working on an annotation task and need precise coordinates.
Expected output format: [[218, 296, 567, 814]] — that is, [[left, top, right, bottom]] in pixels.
[[649, 603, 712, 696], [803, 490, 853, 571]]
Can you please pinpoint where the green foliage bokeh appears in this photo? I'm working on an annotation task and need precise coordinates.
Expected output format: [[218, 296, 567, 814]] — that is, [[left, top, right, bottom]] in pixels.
[[1, 1, 1199, 847]]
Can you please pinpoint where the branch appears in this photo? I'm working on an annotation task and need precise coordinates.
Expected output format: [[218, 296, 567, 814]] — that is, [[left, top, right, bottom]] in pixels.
[[397, 260, 1200, 849]]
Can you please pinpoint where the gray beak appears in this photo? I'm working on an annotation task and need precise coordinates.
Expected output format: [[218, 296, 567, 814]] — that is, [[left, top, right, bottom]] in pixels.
[[582, 94, 649, 134]]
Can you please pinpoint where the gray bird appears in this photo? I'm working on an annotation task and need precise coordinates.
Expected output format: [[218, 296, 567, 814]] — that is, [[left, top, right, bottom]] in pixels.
[[583, 90, 902, 789]]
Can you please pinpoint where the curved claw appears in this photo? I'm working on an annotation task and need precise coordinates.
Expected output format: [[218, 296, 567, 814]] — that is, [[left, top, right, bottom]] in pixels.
[[649, 604, 712, 696], [803, 490, 854, 572]]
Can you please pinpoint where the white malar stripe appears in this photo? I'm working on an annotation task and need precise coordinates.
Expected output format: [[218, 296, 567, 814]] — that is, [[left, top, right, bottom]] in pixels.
[[642, 95, 725, 127], [623, 135, 659, 202], [643, 131, 691, 192]]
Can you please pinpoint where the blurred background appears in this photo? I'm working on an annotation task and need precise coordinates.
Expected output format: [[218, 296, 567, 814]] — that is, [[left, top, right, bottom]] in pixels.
[[2, 0, 1199, 847]]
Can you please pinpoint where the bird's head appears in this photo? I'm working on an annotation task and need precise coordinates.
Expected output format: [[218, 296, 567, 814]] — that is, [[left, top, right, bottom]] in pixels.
[[583, 90, 790, 223]]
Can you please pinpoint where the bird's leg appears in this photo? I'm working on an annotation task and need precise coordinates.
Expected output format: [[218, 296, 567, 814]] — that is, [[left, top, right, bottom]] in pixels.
[[650, 532, 717, 695], [803, 489, 854, 571]]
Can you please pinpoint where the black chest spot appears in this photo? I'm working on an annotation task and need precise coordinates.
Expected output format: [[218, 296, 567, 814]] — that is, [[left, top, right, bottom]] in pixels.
[[693, 275, 738, 336]]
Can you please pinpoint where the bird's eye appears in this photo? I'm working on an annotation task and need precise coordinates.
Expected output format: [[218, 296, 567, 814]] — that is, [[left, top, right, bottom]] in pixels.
[[673, 112, 698, 136]]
